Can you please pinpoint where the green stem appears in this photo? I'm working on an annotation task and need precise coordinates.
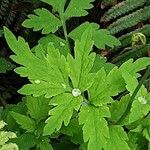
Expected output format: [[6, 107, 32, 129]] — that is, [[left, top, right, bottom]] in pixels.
[[116, 66, 150, 125], [61, 18, 70, 53]]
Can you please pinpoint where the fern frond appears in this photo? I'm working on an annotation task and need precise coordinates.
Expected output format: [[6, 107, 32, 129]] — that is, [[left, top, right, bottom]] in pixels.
[[104, 0, 147, 21], [119, 25, 150, 48], [112, 44, 150, 65], [108, 6, 150, 34], [0, 0, 10, 20], [3, 10, 16, 27]]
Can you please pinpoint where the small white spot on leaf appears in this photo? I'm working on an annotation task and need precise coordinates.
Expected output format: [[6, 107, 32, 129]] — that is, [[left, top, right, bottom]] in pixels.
[[34, 80, 41, 84], [72, 89, 81, 97], [60, 42, 65, 47], [138, 97, 147, 104]]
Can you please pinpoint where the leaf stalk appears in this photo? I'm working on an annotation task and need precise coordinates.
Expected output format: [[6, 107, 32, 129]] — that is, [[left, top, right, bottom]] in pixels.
[[116, 66, 150, 124]]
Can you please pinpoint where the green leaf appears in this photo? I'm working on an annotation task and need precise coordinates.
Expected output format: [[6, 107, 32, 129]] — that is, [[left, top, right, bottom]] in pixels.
[[110, 95, 129, 124], [142, 116, 150, 141], [25, 96, 50, 122], [22, 8, 61, 34], [43, 93, 82, 135], [14, 133, 37, 150], [38, 140, 53, 150], [38, 34, 69, 56], [69, 22, 99, 40], [122, 69, 147, 96], [10, 111, 36, 132], [67, 27, 95, 91], [0, 58, 14, 73], [41, 0, 66, 14], [106, 57, 150, 96], [79, 105, 110, 150], [105, 125, 130, 150], [88, 68, 113, 106], [127, 132, 138, 150], [90, 55, 115, 73], [122, 70, 150, 123], [93, 29, 121, 49], [129, 94, 150, 123], [61, 118, 83, 144], [4, 27, 70, 98], [69, 22, 121, 49], [64, 0, 94, 19], [120, 57, 150, 77]]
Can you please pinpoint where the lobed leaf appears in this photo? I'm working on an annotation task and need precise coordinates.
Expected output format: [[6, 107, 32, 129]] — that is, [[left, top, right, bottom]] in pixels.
[[43, 93, 82, 135], [10, 111, 36, 132], [105, 125, 130, 150], [25, 96, 50, 122], [79, 105, 110, 150], [22, 8, 62, 34], [69, 22, 121, 49], [88, 68, 113, 106], [4, 27, 70, 98], [67, 27, 95, 91]]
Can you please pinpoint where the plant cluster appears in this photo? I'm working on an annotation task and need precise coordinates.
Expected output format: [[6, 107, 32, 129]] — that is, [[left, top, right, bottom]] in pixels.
[[0, 0, 150, 150], [0, 120, 18, 150]]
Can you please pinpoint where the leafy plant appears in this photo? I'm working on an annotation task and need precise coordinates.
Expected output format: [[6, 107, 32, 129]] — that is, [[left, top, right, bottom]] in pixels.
[[2, 0, 150, 150], [0, 120, 19, 150], [102, 0, 150, 64]]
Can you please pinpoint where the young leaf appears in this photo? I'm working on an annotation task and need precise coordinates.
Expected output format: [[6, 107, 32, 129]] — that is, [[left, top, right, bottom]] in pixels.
[[4, 27, 70, 97], [79, 105, 110, 150], [88, 68, 113, 106], [25, 96, 50, 122], [43, 93, 82, 135], [105, 125, 130, 150], [64, 0, 94, 19], [22, 8, 61, 34], [10, 111, 36, 132], [69, 22, 121, 49], [67, 27, 95, 91]]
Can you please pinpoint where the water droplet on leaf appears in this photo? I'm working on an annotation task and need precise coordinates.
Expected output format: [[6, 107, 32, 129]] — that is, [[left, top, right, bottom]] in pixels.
[[34, 80, 41, 84], [72, 89, 81, 97]]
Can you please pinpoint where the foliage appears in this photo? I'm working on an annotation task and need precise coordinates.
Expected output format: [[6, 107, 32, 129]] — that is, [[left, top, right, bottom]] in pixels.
[[102, 0, 150, 64], [1, 0, 150, 150], [0, 58, 14, 73], [4, 24, 150, 149], [0, 120, 19, 150]]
